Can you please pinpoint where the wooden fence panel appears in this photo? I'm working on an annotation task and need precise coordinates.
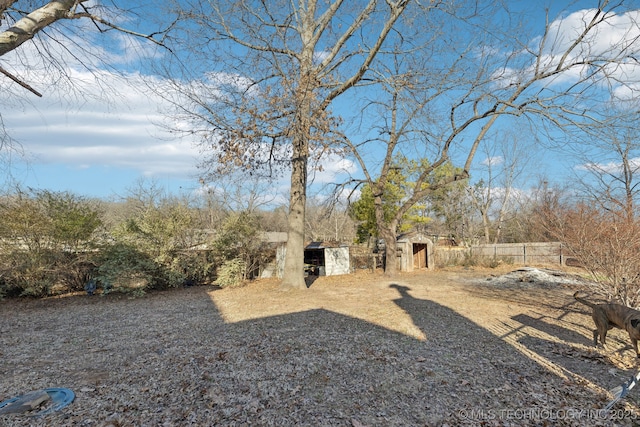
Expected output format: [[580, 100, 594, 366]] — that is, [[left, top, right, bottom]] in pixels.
[[437, 242, 565, 266]]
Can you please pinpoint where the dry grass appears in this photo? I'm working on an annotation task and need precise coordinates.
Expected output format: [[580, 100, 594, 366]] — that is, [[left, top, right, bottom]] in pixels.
[[1, 266, 639, 426]]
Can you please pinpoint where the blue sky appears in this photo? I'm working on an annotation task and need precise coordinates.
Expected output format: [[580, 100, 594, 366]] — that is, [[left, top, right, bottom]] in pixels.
[[1, 1, 639, 202], [1, 65, 355, 202], [3, 71, 202, 198]]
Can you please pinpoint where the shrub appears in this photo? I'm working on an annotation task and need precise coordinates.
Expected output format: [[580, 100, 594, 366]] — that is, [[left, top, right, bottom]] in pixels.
[[0, 189, 102, 298], [543, 203, 640, 306], [170, 250, 216, 285], [459, 251, 478, 267], [215, 258, 246, 288], [0, 248, 95, 297], [95, 243, 160, 296]]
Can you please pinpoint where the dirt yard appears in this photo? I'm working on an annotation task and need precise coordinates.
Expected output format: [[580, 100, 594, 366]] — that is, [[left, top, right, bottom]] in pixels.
[[1, 266, 639, 426]]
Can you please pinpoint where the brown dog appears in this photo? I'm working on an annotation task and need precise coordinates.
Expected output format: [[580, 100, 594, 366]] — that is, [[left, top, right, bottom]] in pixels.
[[574, 291, 640, 357]]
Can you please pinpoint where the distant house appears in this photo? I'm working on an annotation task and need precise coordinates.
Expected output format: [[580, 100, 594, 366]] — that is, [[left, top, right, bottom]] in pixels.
[[259, 232, 288, 278]]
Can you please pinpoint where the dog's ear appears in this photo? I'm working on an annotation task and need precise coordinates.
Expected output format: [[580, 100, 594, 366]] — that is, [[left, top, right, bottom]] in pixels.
[[631, 318, 640, 329]]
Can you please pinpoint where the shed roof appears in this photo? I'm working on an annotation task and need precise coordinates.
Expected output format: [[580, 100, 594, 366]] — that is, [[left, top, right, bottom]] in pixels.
[[396, 231, 433, 243], [305, 241, 347, 249]]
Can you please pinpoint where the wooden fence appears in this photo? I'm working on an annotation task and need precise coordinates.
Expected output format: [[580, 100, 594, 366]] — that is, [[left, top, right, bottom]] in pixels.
[[435, 242, 567, 266]]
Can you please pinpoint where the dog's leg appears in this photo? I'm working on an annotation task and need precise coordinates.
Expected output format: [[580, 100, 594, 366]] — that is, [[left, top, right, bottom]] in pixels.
[[629, 335, 640, 358], [592, 310, 609, 348], [599, 325, 610, 349], [629, 319, 640, 358]]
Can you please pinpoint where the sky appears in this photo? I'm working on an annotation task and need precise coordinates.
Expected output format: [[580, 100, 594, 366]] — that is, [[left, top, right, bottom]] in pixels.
[[3, 76, 199, 198], [1, 66, 355, 203], [1, 1, 639, 203]]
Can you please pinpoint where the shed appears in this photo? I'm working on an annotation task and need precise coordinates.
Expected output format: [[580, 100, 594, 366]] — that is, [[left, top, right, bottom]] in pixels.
[[396, 232, 434, 272], [267, 241, 351, 278], [304, 241, 350, 276]]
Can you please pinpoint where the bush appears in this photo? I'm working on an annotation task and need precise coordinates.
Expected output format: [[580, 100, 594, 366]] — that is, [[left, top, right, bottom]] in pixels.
[[0, 249, 94, 298], [215, 258, 246, 288], [543, 203, 640, 306], [459, 251, 478, 267], [0, 189, 102, 298], [170, 251, 216, 285], [96, 243, 168, 296]]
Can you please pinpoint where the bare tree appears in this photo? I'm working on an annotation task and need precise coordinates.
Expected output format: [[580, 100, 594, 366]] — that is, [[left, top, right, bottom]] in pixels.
[[200, 173, 280, 216], [572, 126, 640, 222], [155, 0, 640, 281], [468, 131, 533, 244], [305, 198, 356, 243], [159, 0, 419, 288], [542, 200, 640, 306], [512, 178, 567, 243], [427, 178, 477, 245], [542, 118, 640, 304], [340, 1, 640, 275]]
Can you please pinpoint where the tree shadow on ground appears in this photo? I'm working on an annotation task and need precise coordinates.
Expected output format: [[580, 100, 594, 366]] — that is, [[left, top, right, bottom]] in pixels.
[[516, 334, 637, 392], [0, 284, 623, 426], [484, 289, 640, 412], [510, 312, 591, 346]]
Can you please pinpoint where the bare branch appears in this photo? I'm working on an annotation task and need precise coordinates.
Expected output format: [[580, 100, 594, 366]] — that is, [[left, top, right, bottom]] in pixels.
[[70, 10, 174, 51], [0, 0, 17, 18], [0, 65, 41, 96], [323, 0, 411, 106]]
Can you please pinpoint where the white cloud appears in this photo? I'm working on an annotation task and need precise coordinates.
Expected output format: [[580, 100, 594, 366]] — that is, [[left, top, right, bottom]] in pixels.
[[309, 155, 358, 185], [1, 8, 359, 200], [491, 8, 640, 94], [482, 156, 504, 167], [204, 71, 255, 92], [313, 50, 331, 64], [577, 157, 640, 174], [3, 68, 200, 180]]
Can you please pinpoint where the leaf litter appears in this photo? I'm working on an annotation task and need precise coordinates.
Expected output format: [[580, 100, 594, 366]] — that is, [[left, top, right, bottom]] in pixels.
[[0, 266, 638, 426]]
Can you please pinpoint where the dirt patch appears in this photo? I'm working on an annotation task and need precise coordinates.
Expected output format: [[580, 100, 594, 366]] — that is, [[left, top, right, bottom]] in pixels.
[[1, 266, 639, 426]]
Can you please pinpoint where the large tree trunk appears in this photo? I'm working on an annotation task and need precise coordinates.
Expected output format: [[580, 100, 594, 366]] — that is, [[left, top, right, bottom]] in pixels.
[[281, 141, 308, 289], [380, 225, 398, 277], [373, 186, 400, 277], [281, 59, 314, 289], [280, 3, 320, 290]]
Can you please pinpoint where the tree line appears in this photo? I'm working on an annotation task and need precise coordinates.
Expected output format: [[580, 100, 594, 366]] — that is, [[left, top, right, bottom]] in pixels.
[[0, 180, 356, 297], [0, 173, 611, 299]]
